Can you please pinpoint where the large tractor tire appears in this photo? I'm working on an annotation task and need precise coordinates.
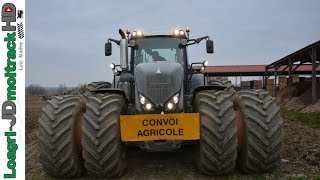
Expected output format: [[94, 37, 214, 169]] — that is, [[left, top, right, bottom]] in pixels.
[[194, 90, 238, 175], [82, 93, 127, 178], [233, 89, 283, 173], [85, 81, 112, 92], [38, 95, 85, 178], [83, 81, 111, 99], [208, 79, 235, 94]]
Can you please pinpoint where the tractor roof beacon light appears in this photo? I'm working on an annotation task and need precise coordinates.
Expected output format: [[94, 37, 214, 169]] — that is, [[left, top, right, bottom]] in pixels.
[[185, 27, 190, 38], [185, 27, 190, 33], [126, 28, 131, 38]]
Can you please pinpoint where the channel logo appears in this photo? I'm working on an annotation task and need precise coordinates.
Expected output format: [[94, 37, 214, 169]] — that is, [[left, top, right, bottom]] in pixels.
[[2, 3, 16, 31], [1, 2, 20, 178]]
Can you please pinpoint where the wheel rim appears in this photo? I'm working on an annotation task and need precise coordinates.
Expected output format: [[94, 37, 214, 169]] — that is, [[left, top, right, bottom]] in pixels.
[[76, 114, 84, 154], [235, 109, 245, 150]]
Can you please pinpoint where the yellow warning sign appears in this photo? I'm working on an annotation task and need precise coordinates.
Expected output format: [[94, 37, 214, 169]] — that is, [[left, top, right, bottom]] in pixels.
[[120, 113, 200, 141]]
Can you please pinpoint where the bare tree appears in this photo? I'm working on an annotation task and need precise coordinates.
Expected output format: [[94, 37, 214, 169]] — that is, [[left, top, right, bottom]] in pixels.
[[26, 84, 48, 96], [58, 84, 69, 95], [77, 83, 87, 94]]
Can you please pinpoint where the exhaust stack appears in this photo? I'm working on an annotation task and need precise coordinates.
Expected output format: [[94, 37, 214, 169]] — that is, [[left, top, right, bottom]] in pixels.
[[119, 29, 128, 70]]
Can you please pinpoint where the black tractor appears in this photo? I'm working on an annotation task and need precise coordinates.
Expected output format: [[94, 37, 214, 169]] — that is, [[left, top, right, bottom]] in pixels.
[[38, 28, 283, 178]]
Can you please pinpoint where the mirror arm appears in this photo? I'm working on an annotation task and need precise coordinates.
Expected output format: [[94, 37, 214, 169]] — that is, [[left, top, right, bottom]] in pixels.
[[186, 42, 196, 46], [108, 38, 120, 45], [180, 41, 197, 48], [183, 36, 210, 47], [195, 36, 209, 43]]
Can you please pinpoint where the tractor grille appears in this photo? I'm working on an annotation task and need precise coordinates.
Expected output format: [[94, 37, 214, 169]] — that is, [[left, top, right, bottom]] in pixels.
[[135, 62, 183, 104]]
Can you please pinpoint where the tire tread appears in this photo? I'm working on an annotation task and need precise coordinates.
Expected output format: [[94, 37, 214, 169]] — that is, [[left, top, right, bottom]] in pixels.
[[38, 95, 85, 177], [195, 90, 238, 175]]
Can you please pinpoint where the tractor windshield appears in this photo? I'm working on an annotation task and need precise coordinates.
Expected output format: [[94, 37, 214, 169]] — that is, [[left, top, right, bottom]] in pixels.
[[133, 37, 183, 67]]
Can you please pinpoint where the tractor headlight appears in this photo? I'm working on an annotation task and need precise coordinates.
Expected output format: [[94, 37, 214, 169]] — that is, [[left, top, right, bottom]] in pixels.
[[140, 95, 146, 104], [172, 94, 179, 104], [165, 93, 179, 111], [113, 69, 119, 75], [173, 29, 180, 35], [200, 65, 205, 73], [203, 61, 208, 66], [137, 30, 143, 36], [139, 94, 154, 111], [146, 103, 152, 110], [173, 29, 185, 37], [167, 102, 174, 110], [110, 63, 115, 69], [132, 30, 143, 37]]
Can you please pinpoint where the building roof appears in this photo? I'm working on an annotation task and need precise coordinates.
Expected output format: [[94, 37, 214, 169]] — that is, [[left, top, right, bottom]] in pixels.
[[204, 40, 320, 77], [205, 64, 320, 76], [266, 40, 320, 68]]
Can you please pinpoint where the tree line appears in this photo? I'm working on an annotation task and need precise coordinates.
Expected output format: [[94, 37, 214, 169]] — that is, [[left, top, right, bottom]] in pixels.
[[26, 84, 87, 96]]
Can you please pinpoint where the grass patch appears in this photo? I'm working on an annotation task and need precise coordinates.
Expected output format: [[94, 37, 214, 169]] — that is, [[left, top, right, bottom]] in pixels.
[[313, 174, 320, 180], [281, 108, 320, 128]]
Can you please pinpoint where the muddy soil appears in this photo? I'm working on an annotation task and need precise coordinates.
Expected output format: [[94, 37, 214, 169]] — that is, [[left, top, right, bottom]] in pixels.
[[26, 96, 320, 179]]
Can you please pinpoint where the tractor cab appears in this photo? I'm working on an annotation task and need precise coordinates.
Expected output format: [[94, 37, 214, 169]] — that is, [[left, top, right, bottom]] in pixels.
[[128, 30, 188, 68], [105, 28, 214, 114], [131, 36, 184, 67]]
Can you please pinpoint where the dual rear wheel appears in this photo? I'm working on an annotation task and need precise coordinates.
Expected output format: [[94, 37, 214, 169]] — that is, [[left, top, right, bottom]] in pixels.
[[38, 89, 283, 178], [38, 93, 126, 178], [195, 89, 283, 175]]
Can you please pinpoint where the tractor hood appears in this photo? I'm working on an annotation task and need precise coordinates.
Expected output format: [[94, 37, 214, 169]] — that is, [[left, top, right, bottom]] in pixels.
[[134, 62, 183, 104]]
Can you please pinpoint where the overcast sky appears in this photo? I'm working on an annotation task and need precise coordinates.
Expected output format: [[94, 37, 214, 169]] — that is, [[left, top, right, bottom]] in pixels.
[[26, 0, 320, 87]]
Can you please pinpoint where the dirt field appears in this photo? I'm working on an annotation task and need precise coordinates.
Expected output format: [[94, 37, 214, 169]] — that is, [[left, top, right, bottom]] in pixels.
[[26, 96, 320, 180]]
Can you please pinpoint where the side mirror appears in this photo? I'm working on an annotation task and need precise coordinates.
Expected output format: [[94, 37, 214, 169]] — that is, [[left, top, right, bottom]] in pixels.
[[105, 42, 112, 56], [206, 40, 214, 54]]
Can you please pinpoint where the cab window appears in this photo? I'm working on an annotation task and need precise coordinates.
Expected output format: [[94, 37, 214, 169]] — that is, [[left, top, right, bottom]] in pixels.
[[133, 38, 183, 67]]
